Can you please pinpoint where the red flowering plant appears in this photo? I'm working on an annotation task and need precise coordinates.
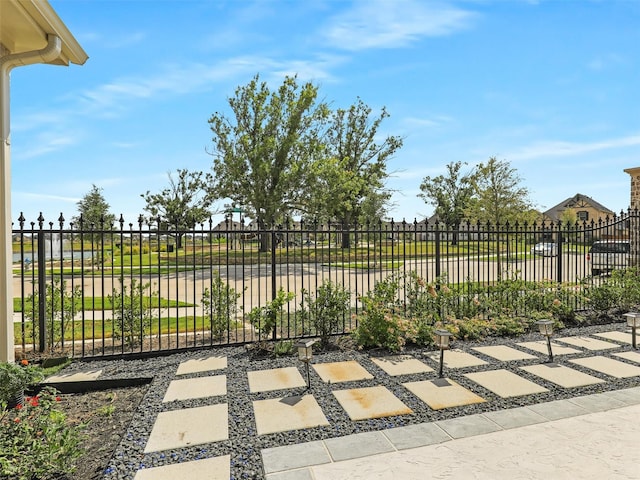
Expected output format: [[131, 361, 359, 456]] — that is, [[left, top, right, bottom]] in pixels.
[[0, 360, 43, 407], [0, 386, 84, 480]]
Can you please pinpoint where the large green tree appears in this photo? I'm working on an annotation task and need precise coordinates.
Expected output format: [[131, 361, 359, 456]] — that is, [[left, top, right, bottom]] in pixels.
[[307, 99, 402, 247], [141, 169, 214, 249], [73, 184, 115, 230], [208, 74, 328, 251], [418, 161, 474, 244]]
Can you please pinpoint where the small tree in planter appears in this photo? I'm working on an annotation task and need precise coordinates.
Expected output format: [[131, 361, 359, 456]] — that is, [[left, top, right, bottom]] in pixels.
[[0, 361, 42, 408]]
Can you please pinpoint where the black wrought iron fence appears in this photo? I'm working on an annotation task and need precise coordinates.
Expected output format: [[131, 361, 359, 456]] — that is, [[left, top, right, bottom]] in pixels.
[[11, 211, 640, 358]]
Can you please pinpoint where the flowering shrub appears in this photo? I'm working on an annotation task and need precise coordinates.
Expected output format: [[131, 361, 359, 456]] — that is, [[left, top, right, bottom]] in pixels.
[[0, 387, 83, 480], [0, 361, 43, 405]]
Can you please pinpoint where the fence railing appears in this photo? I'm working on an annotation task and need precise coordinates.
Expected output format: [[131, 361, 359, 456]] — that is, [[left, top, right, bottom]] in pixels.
[[11, 211, 640, 358]]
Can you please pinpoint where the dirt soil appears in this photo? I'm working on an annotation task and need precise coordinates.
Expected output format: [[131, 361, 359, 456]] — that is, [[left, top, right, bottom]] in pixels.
[[57, 385, 149, 480]]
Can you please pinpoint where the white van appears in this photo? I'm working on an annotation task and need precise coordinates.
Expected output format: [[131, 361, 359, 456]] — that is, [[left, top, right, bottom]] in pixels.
[[587, 240, 630, 276]]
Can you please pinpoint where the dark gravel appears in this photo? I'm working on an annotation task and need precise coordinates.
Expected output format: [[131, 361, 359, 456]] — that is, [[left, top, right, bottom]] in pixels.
[[59, 322, 640, 480]]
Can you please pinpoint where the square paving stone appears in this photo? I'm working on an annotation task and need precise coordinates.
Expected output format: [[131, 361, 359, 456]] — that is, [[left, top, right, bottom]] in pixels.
[[312, 360, 373, 383], [133, 455, 230, 480], [471, 345, 537, 361], [382, 422, 451, 450], [424, 349, 487, 368], [483, 406, 547, 429], [594, 331, 634, 345], [144, 404, 228, 453], [555, 336, 620, 351], [163, 375, 227, 402], [248, 367, 307, 393], [520, 364, 605, 388], [435, 413, 501, 439], [176, 356, 227, 375], [262, 441, 331, 474], [569, 356, 640, 378], [371, 355, 433, 376], [402, 378, 485, 410], [464, 369, 548, 398], [516, 341, 581, 356], [527, 399, 589, 421], [253, 394, 329, 435], [324, 431, 394, 461], [45, 369, 102, 383], [332, 385, 413, 421], [613, 351, 640, 364]]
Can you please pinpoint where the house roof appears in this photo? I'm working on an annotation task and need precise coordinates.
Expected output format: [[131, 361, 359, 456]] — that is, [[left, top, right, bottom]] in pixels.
[[0, 0, 88, 65], [543, 193, 614, 221]]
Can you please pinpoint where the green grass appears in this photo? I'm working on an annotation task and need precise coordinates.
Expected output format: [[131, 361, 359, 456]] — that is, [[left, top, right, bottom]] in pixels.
[[13, 296, 191, 313]]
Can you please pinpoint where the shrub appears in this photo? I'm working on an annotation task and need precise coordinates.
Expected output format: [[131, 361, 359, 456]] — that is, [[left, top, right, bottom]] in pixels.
[[109, 278, 155, 349], [201, 273, 242, 340], [248, 288, 295, 341], [0, 361, 42, 405], [299, 281, 351, 345]]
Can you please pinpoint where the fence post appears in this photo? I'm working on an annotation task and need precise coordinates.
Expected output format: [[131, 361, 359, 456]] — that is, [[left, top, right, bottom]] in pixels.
[[36, 225, 46, 352], [556, 222, 563, 283], [271, 227, 277, 341], [435, 222, 441, 280]]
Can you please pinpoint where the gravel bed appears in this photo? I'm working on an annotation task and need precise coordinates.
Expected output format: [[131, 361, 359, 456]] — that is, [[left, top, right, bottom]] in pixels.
[[61, 322, 640, 480]]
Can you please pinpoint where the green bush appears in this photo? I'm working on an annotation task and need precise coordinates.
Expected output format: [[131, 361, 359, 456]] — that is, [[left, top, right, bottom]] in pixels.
[[109, 278, 155, 349], [248, 288, 295, 341], [299, 281, 351, 345], [201, 273, 242, 340]]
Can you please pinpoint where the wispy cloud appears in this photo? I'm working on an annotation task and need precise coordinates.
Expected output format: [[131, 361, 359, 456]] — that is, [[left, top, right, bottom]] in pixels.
[[587, 53, 626, 71], [509, 134, 640, 162], [322, 0, 477, 51], [18, 134, 78, 160]]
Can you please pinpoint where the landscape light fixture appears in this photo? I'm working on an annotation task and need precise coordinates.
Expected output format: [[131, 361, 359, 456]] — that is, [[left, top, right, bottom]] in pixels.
[[434, 329, 453, 378], [623, 312, 640, 349], [536, 319, 555, 363], [295, 339, 317, 389]]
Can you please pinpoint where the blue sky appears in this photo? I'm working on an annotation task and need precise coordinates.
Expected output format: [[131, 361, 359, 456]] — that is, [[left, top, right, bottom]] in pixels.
[[9, 0, 640, 226]]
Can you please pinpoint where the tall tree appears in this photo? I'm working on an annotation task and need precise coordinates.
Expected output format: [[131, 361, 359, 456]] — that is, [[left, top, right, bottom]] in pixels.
[[208, 74, 328, 251], [141, 169, 214, 249], [307, 99, 402, 247], [73, 184, 115, 230], [466, 157, 533, 226], [418, 161, 474, 244]]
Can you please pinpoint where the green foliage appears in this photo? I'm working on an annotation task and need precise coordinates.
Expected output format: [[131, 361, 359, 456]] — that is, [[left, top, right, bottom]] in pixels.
[[72, 184, 115, 232], [584, 268, 640, 314], [201, 273, 243, 340], [0, 387, 83, 480], [23, 278, 83, 350], [273, 340, 294, 356], [248, 288, 295, 341], [0, 362, 43, 403], [299, 281, 351, 345], [109, 278, 155, 349]]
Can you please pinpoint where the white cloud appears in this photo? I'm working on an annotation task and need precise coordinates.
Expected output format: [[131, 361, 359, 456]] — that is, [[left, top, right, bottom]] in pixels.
[[508, 134, 640, 162], [323, 0, 477, 51]]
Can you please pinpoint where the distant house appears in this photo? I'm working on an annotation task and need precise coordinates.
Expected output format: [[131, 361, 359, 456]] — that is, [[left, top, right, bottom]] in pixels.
[[542, 194, 614, 223]]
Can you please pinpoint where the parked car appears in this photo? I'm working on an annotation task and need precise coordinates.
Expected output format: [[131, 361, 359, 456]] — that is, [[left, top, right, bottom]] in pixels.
[[587, 240, 630, 276], [532, 242, 557, 256]]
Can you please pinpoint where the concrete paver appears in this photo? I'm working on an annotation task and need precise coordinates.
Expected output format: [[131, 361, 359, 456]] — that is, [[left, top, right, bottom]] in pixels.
[[520, 363, 605, 388], [613, 350, 640, 364], [253, 394, 329, 435], [567, 392, 628, 413], [483, 406, 547, 428], [332, 385, 413, 421], [569, 356, 640, 378], [176, 356, 227, 375], [593, 330, 634, 344], [555, 335, 621, 351], [45, 369, 102, 383], [381, 422, 451, 450], [262, 441, 331, 474], [464, 369, 548, 398], [312, 360, 373, 383], [248, 367, 306, 393], [133, 456, 230, 480], [370, 355, 433, 376], [324, 431, 394, 462], [162, 374, 227, 402], [435, 412, 502, 438], [424, 349, 487, 368], [402, 378, 485, 410], [144, 403, 229, 453], [472, 345, 537, 361], [517, 340, 581, 355]]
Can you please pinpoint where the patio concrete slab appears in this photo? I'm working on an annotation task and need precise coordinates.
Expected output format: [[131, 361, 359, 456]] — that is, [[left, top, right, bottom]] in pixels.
[[602, 386, 640, 405], [370, 355, 433, 376], [593, 330, 633, 344], [402, 378, 485, 410], [464, 369, 548, 398], [424, 349, 487, 368], [520, 364, 605, 388], [526, 398, 590, 421], [144, 403, 228, 453], [262, 441, 331, 474], [483, 406, 547, 429], [133, 456, 230, 480], [44, 369, 102, 383], [176, 356, 227, 375], [266, 470, 314, 480], [312, 360, 373, 383], [471, 345, 537, 361], [253, 394, 329, 435], [435, 412, 502, 439], [162, 374, 227, 402], [382, 422, 451, 450], [516, 340, 581, 356], [332, 385, 413, 421], [569, 356, 640, 378], [324, 431, 394, 462], [567, 392, 627, 413], [613, 351, 640, 364], [554, 335, 620, 351], [248, 367, 306, 393]]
